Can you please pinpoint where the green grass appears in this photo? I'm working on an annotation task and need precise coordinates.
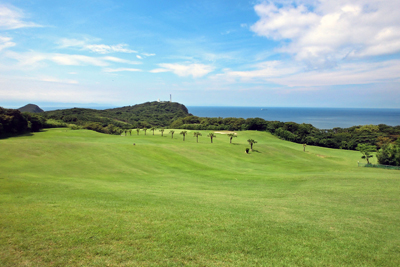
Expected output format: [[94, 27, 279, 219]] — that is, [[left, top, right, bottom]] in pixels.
[[1, 128, 399, 266]]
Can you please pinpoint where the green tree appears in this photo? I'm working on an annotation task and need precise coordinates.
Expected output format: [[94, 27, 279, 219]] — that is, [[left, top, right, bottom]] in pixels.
[[356, 144, 376, 164], [193, 132, 202, 143], [124, 130, 127, 136], [169, 130, 175, 138], [136, 128, 140, 135], [247, 139, 257, 151], [227, 133, 237, 144], [150, 127, 156, 135], [143, 128, 148, 135], [180, 131, 187, 141], [207, 132, 216, 143], [128, 129, 132, 136], [160, 128, 165, 136]]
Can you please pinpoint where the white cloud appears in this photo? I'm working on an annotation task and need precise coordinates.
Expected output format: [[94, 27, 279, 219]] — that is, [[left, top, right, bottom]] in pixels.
[[251, 0, 400, 67], [59, 38, 137, 54], [102, 56, 141, 65], [136, 55, 142, 59], [0, 4, 42, 30], [103, 68, 142, 73], [0, 77, 118, 103], [272, 60, 400, 87], [0, 36, 15, 51], [153, 63, 214, 78], [212, 61, 300, 82], [38, 77, 79, 84], [149, 68, 170, 73], [86, 44, 137, 54], [3, 51, 140, 67], [212, 59, 400, 88], [142, 52, 156, 57], [51, 54, 109, 66]]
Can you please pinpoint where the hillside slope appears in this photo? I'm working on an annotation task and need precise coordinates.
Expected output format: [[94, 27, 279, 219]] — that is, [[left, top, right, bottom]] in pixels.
[[18, 104, 44, 113], [0, 129, 399, 266], [43, 101, 190, 128]]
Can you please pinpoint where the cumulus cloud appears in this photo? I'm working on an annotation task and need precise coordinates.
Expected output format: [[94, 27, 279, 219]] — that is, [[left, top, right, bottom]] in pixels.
[[152, 63, 214, 78], [251, 0, 400, 67], [0, 4, 42, 30], [59, 38, 138, 54]]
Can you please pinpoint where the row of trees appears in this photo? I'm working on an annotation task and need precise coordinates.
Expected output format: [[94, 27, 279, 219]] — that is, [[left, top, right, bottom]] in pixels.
[[130, 128, 259, 152], [170, 116, 400, 149], [169, 115, 400, 167]]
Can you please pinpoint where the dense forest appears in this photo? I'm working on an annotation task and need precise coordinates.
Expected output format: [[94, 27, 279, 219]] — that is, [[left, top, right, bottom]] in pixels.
[[0, 107, 45, 137], [42, 101, 190, 130]]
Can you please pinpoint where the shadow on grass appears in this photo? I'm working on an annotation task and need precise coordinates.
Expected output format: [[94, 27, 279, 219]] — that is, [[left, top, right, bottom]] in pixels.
[[252, 149, 262, 153], [0, 132, 35, 140]]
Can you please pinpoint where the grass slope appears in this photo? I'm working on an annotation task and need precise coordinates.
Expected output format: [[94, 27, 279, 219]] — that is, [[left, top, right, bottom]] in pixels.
[[0, 129, 399, 266]]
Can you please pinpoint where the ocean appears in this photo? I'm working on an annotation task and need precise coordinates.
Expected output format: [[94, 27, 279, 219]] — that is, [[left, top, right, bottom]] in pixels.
[[187, 107, 400, 129]]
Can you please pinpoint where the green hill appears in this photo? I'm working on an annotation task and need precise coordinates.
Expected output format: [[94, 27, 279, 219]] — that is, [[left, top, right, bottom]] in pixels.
[[17, 104, 44, 113], [43, 101, 191, 128], [0, 128, 399, 266]]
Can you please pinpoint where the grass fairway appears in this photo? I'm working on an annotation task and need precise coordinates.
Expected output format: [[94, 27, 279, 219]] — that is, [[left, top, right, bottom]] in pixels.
[[1, 128, 399, 266]]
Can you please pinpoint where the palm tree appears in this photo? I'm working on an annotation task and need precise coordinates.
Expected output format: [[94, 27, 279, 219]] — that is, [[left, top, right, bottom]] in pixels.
[[247, 139, 257, 151], [207, 132, 216, 143], [169, 130, 175, 138], [159, 129, 165, 136], [180, 131, 187, 141], [136, 128, 140, 135], [227, 133, 237, 143], [150, 127, 155, 135], [143, 128, 148, 135], [193, 132, 202, 143]]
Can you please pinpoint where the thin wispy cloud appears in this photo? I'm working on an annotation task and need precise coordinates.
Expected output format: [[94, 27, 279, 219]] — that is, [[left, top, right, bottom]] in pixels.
[[3, 51, 141, 67], [103, 68, 142, 73], [59, 38, 138, 54], [142, 53, 155, 57], [152, 63, 214, 78], [0, 4, 42, 30], [0, 36, 15, 51]]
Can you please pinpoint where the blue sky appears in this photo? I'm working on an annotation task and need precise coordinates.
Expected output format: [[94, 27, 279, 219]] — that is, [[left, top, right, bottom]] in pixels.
[[1, 0, 400, 108]]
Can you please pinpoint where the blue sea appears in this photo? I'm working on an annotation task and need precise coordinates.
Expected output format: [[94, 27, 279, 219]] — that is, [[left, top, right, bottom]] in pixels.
[[187, 107, 400, 129]]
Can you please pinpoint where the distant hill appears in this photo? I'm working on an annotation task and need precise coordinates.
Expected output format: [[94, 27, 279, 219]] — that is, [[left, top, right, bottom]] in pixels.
[[42, 101, 191, 128], [18, 104, 44, 113]]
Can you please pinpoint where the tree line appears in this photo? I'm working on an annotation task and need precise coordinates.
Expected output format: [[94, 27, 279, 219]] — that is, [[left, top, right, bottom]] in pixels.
[[2, 105, 399, 166], [0, 107, 46, 137]]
